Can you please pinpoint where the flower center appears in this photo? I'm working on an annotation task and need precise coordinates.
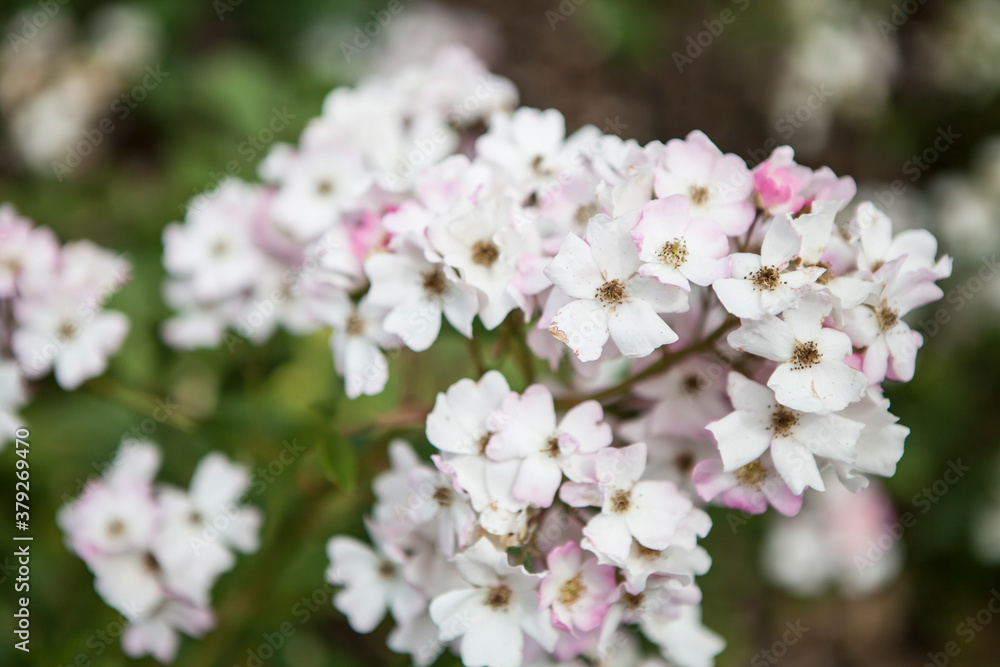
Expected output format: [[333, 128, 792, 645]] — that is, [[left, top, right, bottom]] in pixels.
[[544, 435, 560, 457], [316, 179, 335, 195], [58, 320, 77, 341], [791, 340, 821, 369], [689, 185, 710, 206], [751, 266, 780, 291], [658, 239, 689, 268], [211, 240, 229, 257], [622, 592, 644, 610], [421, 267, 449, 297], [635, 543, 661, 560], [107, 519, 125, 537], [188, 511, 204, 526], [559, 574, 587, 606], [876, 301, 899, 331], [433, 486, 453, 506], [346, 313, 365, 336], [522, 192, 539, 208], [770, 407, 799, 437], [142, 552, 161, 574], [681, 373, 704, 395], [478, 433, 491, 455], [596, 279, 626, 304], [379, 561, 395, 578], [735, 460, 769, 490], [471, 240, 500, 267], [486, 584, 512, 609], [574, 203, 599, 225], [610, 489, 631, 513]]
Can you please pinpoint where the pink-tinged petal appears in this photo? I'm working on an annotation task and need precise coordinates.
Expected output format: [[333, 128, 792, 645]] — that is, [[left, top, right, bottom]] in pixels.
[[628, 276, 689, 313], [683, 255, 730, 287], [770, 438, 824, 495], [706, 411, 773, 470], [886, 327, 922, 382], [583, 513, 632, 562], [638, 262, 690, 291], [595, 442, 647, 488], [512, 456, 563, 508], [543, 233, 604, 299], [429, 589, 484, 641], [711, 200, 756, 236], [796, 414, 863, 462], [727, 316, 796, 362], [385, 298, 442, 352], [713, 277, 764, 319], [692, 459, 737, 501], [587, 212, 643, 281], [560, 481, 602, 507], [441, 285, 479, 339], [626, 480, 693, 550], [558, 401, 612, 454], [607, 300, 678, 358], [550, 299, 610, 362], [726, 371, 776, 412], [783, 295, 835, 341], [763, 482, 803, 516], [761, 214, 803, 267]]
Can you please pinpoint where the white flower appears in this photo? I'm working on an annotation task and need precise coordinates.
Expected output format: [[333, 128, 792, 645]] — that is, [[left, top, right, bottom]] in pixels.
[[727, 293, 866, 413], [544, 213, 688, 361], [713, 214, 824, 319], [486, 384, 613, 508], [428, 198, 523, 328], [706, 372, 864, 494], [365, 241, 479, 352], [429, 538, 558, 667], [0, 361, 27, 449], [152, 453, 262, 606], [327, 534, 425, 633], [630, 194, 731, 290], [582, 444, 695, 564], [653, 130, 756, 236], [121, 599, 215, 664], [314, 293, 398, 399]]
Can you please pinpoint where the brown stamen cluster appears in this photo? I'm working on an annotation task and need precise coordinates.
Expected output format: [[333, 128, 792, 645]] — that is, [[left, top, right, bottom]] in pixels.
[[658, 239, 689, 268], [316, 179, 335, 195], [751, 266, 780, 291], [635, 543, 661, 560], [433, 486, 453, 506], [478, 433, 491, 456], [379, 561, 395, 578], [681, 373, 704, 395], [559, 574, 586, 606], [471, 240, 500, 267], [735, 460, 769, 490], [876, 301, 899, 331], [610, 489, 631, 513], [791, 340, 821, 369], [107, 519, 125, 537], [58, 321, 77, 341], [769, 406, 799, 437], [486, 584, 513, 609], [544, 435, 561, 458], [422, 267, 449, 297], [346, 313, 365, 336], [574, 203, 599, 225], [689, 185, 710, 206], [596, 279, 626, 304]]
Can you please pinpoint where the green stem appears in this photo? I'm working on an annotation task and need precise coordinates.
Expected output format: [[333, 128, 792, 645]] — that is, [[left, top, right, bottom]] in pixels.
[[554, 315, 737, 410], [85, 376, 195, 432]]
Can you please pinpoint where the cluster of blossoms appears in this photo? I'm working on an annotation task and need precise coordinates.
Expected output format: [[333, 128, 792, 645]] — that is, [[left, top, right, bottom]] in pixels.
[[58, 439, 262, 662], [0, 203, 131, 447], [161, 49, 950, 665]]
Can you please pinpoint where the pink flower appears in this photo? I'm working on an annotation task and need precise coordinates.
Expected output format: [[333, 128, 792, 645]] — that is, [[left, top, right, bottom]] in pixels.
[[539, 542, 618, 635]]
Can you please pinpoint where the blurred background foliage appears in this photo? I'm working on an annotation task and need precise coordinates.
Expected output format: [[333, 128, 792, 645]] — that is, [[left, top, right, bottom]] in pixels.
[[0, 0, 999, 665]]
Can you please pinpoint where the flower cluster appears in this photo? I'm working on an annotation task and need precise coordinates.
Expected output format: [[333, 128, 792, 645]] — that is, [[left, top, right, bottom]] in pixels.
[[161, 49, 951, 665], [328, 373, 720, 667], [58, 440, 262, 663], [0, 203, 132, 446]]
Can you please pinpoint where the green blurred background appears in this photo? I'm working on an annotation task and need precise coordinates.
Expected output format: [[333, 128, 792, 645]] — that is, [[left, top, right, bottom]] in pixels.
[[1, 0, 999, 665]]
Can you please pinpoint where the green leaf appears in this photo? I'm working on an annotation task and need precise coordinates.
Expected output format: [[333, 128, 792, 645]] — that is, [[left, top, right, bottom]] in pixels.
[[318, 430, 357, 492]]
